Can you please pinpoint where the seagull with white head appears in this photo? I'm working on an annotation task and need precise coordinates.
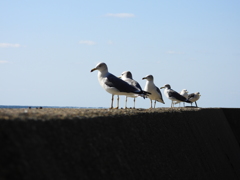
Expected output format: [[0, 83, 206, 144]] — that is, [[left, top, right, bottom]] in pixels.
[[187, 92, 201, 107], [160, 84, 190, 107], [91, 62, 150, 109], [142, 75, 165, 108], [174, 89, 188, 106], [119, 71, 143, 109]]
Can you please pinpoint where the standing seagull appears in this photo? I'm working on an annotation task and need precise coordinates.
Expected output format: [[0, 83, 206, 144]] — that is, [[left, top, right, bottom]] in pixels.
[[175, 89, 188, 107], [120, 71, 143, 109], [91, 62, 150, 109], [187, 92, 201, 107], [142, 75, 165, 108], [160, 84, 190, 107]]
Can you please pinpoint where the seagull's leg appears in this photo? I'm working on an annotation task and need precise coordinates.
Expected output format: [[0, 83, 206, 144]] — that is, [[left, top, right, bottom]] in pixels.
[[110, 95, 114, 109], [195, 101, 198, 107], [154, 100, 156, 108], [133, 98, 136, 109], [150, 99, 152, 109], [115, 95, 119, 109], [125, 96, 128, 109]]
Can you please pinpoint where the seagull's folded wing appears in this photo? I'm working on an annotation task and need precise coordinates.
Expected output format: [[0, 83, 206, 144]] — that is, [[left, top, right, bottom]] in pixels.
[[104, 74, 139, 93]]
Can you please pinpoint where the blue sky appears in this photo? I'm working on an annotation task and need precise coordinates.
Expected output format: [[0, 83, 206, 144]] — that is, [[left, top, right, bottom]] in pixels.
[[1, 0, 240, 108]]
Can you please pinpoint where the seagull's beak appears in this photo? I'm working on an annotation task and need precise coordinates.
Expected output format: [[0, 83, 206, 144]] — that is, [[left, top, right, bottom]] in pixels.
[[160, 86, 165, 89], [142, 77, 146, 80], [90, 68, 97, 72], [118, 76, 122, 79]]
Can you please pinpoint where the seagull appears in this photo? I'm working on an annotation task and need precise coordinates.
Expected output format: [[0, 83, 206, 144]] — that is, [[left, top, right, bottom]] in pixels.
[[187, 92, 201, 107], [160, 84, 190, 107], [119, 71, 143, 109], [142, 75, 165, 108], [174, 89, 188, 107], [91, 62, 150, 109]]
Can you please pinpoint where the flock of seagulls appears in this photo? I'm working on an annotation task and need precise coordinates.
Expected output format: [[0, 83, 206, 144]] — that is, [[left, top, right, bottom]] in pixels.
[[160, 84, 191, 108], [91, 62, 201, 109]]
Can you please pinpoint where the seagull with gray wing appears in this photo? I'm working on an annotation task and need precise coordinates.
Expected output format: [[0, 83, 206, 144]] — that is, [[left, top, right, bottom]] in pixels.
[[91, 62, 150, 109], [160, 84, 190, 108], [187, 92, 201, 107], [142, 75, 165, 108], [119, 71, 143, 109], [174, 89, 188, 107]]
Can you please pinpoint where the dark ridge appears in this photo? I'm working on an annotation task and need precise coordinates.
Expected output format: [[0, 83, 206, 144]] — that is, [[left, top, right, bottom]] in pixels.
[[0, 108, 240, 180]]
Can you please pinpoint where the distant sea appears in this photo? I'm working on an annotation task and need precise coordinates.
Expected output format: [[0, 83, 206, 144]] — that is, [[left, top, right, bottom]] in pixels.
[[0, 105, 105, 109]]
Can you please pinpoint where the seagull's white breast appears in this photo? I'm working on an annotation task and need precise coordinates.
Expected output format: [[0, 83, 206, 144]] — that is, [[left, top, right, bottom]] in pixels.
[[97, 72, 136, 96], [144, 81, 160, 100], [164, 89, 170, 99], [189, 94, 200, 102]]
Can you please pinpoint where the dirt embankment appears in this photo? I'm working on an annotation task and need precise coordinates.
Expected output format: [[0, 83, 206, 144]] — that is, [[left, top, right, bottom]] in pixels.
[[0, 108, 240, 180]]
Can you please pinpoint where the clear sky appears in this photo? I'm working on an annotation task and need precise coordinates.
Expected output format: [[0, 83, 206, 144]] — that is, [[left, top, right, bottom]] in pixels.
[[1, 0, 240, 108]]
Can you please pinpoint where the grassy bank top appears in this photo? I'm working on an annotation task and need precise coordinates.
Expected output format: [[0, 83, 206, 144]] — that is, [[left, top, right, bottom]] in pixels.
[[0, 108, 203, 121]]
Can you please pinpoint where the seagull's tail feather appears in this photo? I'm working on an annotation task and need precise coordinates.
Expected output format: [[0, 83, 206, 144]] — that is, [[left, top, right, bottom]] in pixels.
[[135, 90, 151, 99], [143, 90, 151, 95], [156, 99, 165, 104], [143, 91, 151, 99]]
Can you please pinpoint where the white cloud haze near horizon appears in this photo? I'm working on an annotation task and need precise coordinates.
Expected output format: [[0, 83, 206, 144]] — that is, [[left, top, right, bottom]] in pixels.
[[0, 61, 9, 64], [0, 43, 21, 48], [0, 0, 240, 108]]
